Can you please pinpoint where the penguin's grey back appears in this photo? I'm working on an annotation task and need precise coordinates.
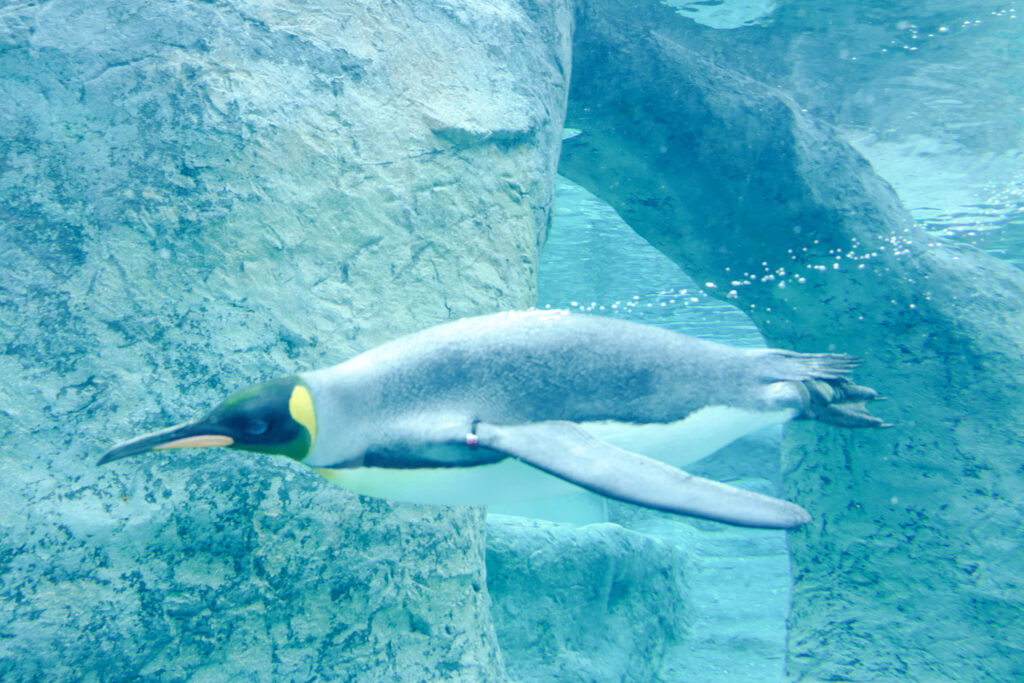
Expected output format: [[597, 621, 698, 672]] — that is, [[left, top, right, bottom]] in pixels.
[[312, 310, 850, 425]]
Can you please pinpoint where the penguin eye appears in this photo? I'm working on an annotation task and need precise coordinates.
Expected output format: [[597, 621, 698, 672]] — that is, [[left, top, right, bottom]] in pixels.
[[245, 419, 269, 436]]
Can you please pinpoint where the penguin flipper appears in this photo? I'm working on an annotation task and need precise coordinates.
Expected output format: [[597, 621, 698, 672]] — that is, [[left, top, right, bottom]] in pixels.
[[474, 421, 811, 530]]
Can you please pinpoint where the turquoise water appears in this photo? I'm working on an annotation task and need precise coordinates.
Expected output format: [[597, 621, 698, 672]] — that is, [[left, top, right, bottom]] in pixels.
[[539, 176, 766, 348]]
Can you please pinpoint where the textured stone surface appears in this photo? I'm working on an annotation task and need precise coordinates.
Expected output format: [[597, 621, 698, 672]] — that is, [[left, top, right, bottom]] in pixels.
[[599, 460, 792, 683], [2, 459, 496, 681], [486, 515, 693, 683], [0, 0, 570, 680], [487, 502, 792, 683], [561, 0, 1024, 680]]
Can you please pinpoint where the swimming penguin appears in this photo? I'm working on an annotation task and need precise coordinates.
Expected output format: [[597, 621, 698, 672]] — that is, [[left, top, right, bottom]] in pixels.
[[99, 310, 887, 529]]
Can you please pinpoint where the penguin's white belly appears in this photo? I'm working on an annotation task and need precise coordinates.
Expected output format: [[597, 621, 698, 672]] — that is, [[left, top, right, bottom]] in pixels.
[[314, 458, 572, 506], [312, 405, 797, 506], [581, 404, 797, 469]]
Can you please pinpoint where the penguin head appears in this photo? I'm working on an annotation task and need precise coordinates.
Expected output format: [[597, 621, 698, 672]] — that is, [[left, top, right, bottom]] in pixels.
[[99, 376, 317, 465]]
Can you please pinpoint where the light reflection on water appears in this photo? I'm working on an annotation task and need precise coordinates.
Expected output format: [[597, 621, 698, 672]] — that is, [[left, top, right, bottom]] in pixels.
[[845, 128, 1024, 268], [538, 176, 765, 348], [829, 3, 1023, 268], [922, 189, 1024, 267]]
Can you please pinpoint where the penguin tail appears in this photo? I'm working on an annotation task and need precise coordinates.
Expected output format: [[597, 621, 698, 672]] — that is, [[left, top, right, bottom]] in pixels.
[[761, 349, 859, 381]]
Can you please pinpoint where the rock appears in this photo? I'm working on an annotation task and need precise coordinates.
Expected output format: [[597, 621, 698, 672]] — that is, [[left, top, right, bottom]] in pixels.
[[486, 509, 793, 683], [485, 515, 692, 683], [560, 1, 1024, 679], [0, 0, 570, 680], [2, 459, 497, 682], [612, 515, 792, 683]]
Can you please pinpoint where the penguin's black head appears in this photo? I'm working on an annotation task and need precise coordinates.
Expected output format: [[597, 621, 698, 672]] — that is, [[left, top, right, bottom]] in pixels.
[[99, 376, 317, 465]]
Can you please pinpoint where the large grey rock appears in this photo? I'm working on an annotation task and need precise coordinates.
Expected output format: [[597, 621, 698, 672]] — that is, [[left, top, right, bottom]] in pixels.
[[0, 0, 570, 680], [560, 0, 1024, 680]]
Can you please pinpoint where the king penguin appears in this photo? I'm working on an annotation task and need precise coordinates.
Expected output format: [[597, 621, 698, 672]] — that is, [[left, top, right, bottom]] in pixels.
[[99, 310, 887, 529]]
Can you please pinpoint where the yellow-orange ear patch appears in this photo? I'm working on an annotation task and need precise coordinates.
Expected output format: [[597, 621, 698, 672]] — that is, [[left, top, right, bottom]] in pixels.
[[288, 384, 317, 453]]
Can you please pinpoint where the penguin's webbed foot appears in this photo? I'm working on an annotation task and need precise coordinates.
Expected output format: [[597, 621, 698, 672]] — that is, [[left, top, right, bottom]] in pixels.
[[801, 378, 892, 428]]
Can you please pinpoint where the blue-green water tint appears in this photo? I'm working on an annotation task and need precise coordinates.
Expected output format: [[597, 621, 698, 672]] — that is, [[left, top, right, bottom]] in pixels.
[[4, 0, 1023, 681], [538, 176, 765, 347], [799, 3, 1024, 267], [525, 5, 1024, 681], [519, 176, 791, 683]]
